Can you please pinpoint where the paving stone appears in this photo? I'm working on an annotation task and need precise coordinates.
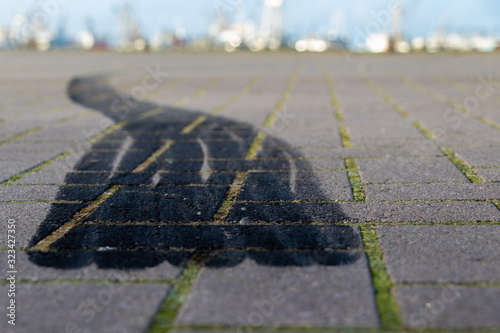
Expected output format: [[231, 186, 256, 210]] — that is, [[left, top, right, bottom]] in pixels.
[[0, 250, 183, 280], [357, 157, 469, 184], [396, 286, 500, 329], [264, 131, 342, 148], [454, 147, 500, 167], [475, 168, 500, 182], [365, 183, 500, 201], [238, 171, 353, 201], [351, 137, 429, 147], [0, 185, 109, 202], [176, 253, 378, 327], [258, 146, 442, 159], [13, 171, 70, 185], [0, 203, 84, 248], [0, 283, 168, 333], [347, 123, 424, 139], [378, 225, 500, 283], [229, 201, 500, 223]]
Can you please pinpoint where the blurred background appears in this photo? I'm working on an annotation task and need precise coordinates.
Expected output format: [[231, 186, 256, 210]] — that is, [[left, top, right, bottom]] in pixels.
[[1, 0, 499, 53]]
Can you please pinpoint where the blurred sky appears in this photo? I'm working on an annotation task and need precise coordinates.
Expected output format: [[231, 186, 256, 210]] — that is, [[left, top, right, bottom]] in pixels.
[[1, 0, 500, 41]]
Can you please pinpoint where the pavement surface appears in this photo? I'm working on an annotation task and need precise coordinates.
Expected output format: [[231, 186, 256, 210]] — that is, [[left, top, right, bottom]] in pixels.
[[0, 51, 500, 333]]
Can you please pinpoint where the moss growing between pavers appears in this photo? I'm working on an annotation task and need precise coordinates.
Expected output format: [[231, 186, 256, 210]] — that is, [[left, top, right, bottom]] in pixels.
[[339, 125, 353, 148], [246, 131, 268, 160], [412, 121, 436, 140], [322, 68, 345, 122], [0, 126, 42, 147], [246, 68, 301, 160], [213, 171, 248, 223], [364, 78, 410, 118], [345, 158, 365, 202], [0, 150, 73, 185], [360, 225, 402, 331], [439, 147, 483, 183], [448, 100, 469, 114], [181, 76, 260, 134], [477, 116, 500, 131], [148, 251, 208, 333]]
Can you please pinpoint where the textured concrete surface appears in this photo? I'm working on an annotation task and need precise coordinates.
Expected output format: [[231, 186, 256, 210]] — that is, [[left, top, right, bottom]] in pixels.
[[176, 254, 377, 327], [378, 225, 500, 283], [1, 52, 500, 333]]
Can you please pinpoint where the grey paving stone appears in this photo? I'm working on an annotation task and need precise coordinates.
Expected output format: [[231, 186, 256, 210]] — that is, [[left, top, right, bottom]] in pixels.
[[351, 137, 429, 147], [396, 285, 500, 329], [357, 157, 469, 184], [176, 253, 378, 327], [238, 171, 353, 201], [0, 250, 183, 281], [229, 201, 500, 223], [13, 171, 69, 185], [0, 141, 82, 152], [454, 147, 500, 167], [0, 185, 108, 202], [436, 131, 500, 146], [347, 123, 424, 140], [259, 146, 442, 159], [365, 183, 500, 201], [475, 168, 500, 182], [0, 203, 83, 248], [0, 283, 168, 333], [266, 131, 342, 148], [378, 225, 500, 283]]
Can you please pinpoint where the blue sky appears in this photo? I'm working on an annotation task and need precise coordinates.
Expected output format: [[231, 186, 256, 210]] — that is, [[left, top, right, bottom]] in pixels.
[[1, 0, 500, 41]]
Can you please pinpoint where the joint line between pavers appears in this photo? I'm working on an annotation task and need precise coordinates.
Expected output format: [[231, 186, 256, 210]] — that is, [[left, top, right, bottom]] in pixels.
[[439, 146, 483, 183], [339, 125, 353, 148], [360, 225, 403, 331], [246, 67, 302, 160], [0, 279, 176, 285], [212, 171, 248, 224], [0, 126, 42, 147], [321, 64, 346, 122], [477, 116, 500, 131], [147, 250, 210, 333], [394, 281, 500, 288], [364, 78, 485, 185], [345, 157, 365, 202], [402, 76, 470, 115], [57, 110, 95, 124], [181, 75, 261, 134], [0, 150, 73, 185]]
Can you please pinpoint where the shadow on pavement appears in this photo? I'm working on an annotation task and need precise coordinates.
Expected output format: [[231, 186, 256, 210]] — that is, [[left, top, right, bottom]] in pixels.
[[28, 75, 361, 269]]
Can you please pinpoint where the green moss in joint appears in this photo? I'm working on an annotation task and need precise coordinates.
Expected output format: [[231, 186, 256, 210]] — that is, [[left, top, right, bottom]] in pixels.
[[413, 121, 436, 140], [360, 225, 402, 331], [440, 146, 483, 183], [477, 116, 500, 131], [148, 251, 209, 333], [392, 104, 411, 118], [1, 150, 73, 185], [339, 125, 353, 148], [0, 126, 42, 147], [448, 100, 469, 114], [345, 158, 365, 202]]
